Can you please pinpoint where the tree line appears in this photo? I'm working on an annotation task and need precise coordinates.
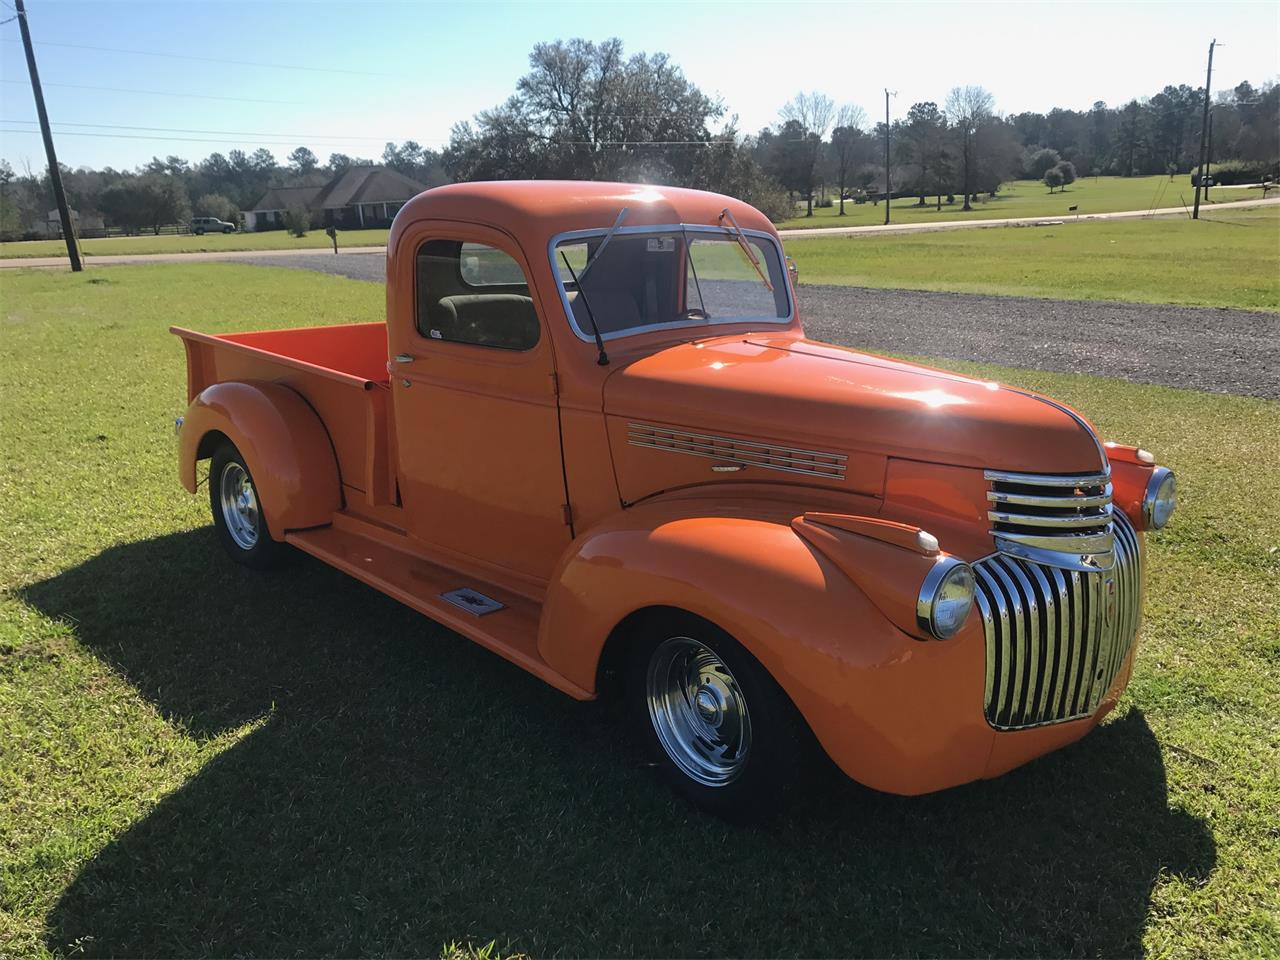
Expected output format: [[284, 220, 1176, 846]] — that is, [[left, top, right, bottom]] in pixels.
[[1, 36, 1276, 237]]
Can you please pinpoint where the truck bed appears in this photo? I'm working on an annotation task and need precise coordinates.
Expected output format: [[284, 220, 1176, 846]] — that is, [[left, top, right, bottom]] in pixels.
[[172, 321, 397, 506]]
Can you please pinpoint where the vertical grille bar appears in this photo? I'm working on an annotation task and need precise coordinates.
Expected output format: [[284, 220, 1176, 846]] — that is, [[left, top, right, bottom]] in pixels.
[[977, 512, 1143, 730], [1044, 565, 1071, 723]]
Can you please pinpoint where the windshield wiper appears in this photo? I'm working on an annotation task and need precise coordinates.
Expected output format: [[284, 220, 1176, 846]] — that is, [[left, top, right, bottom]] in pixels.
[[559, 251, 609, 366], [578, 206, 628, 283], [718, 208, 773, 293]]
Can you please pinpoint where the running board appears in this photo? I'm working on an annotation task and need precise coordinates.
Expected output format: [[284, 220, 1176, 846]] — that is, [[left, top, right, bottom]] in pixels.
[[286, 525, 591, 700]]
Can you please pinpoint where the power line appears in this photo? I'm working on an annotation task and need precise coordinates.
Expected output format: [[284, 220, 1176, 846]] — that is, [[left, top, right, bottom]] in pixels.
[[0, 37, 398, 76], [0, 125, 416, 149], [0, 77, 302, 105], [0, 121, 755, 149], [1, 117, 415, 142]]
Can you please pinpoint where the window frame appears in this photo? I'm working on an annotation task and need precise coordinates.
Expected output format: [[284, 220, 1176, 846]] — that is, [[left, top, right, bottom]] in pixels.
[[413, 237, 541, 352], [547, 222, 794, 345]]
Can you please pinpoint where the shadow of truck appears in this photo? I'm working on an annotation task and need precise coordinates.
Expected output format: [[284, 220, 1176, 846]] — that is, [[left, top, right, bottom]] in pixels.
[[24, 530, 1215, 957]]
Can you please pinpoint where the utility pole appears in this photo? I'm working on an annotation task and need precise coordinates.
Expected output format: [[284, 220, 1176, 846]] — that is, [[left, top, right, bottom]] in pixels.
[[15, 0, 81, 270], [1205, 110, 1214, 201], [884, 89, 895, 226], [1191, 38, 1216, 221]]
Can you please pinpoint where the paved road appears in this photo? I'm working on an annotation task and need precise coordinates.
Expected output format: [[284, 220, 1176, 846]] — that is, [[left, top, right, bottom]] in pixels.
[[232, 251, 1279, 400], [3, 197, 1275, 269], [0, 245, 387, 270], [775, 195, 1279, 238]]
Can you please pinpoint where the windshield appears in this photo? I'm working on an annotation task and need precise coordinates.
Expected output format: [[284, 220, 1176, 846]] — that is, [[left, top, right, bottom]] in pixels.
[[552, 227, 791, 341]]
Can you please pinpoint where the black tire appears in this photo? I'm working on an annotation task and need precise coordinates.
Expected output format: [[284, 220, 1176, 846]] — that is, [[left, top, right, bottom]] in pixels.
[[208, 441, 287, 569], [223, 226, 234, 234], [625, 610, 813, 820], [193, 228, 205, 235]]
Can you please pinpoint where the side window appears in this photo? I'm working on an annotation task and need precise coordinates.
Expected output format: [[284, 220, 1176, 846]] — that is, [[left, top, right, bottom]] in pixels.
[[415, 239, 540, 351]]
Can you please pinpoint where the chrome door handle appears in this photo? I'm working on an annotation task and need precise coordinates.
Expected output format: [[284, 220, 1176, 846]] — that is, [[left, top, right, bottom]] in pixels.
[[393, 353, 415, 364]]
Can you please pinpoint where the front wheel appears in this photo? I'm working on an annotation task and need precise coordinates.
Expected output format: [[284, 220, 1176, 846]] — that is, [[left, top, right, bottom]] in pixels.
[[223, 226, 234, 233], [209, 442, 286, 569], [626, 612, 812, 819]]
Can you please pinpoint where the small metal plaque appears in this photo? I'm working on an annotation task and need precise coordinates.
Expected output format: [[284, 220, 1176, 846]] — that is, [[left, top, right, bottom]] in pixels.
[[441, 588, 505, 616]]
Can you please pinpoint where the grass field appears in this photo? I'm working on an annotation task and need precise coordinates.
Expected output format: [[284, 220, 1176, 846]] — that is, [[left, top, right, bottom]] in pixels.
[[0, 227, 390, 259], [786, 205, 1280, 311], [0, 177, 1267, 261], [777, 174, 1269, 229], [2, 265, 1278, 958]]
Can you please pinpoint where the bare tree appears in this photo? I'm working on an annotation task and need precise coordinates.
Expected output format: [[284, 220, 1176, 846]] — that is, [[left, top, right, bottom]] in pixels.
[[779, 91, 837, 216], [944, 85, 994, 211], [828, 104, 868, 215]]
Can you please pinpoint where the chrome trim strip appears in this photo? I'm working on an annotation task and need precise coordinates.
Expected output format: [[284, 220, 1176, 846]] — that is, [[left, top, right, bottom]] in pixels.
[[992, 535, 1116, 573], [547, 223, 794, 345], [988, 486, 1113, 508], [626, 422, 847, 480], [988, 507, 1113, 529], [984, 468, 1111, 487]]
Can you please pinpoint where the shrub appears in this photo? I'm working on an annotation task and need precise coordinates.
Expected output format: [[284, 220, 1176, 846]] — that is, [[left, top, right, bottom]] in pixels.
[[1023, 147, 1061, 179], [283, 205, 310, 237], [815, 196, 834, 208], [1044, 167, 1064, 192], [1191, 160, 1280, 186]]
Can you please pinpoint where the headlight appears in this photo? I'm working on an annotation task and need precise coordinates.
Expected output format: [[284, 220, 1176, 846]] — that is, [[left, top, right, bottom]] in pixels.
[[1143, 466, 1177, 529], [916, 557, 976, 640]]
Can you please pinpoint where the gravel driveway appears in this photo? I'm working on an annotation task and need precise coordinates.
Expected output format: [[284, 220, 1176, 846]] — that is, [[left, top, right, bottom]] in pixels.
[[236, 252, 1279, 400]]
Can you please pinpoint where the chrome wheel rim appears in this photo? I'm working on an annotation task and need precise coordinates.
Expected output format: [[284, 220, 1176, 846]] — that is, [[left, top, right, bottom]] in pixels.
[[646, 636, 752, 787], [219, 461, 260, 550]]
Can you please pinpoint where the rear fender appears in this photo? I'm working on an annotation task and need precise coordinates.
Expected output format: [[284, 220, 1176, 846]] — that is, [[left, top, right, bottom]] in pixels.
[[179, 380, 341, 539], [538, 498, 991, 794]]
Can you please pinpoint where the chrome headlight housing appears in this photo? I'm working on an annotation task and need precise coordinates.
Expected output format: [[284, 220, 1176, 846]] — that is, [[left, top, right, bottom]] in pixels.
[[1143, 466, 1177, 529], [916, 557, 976, 640]]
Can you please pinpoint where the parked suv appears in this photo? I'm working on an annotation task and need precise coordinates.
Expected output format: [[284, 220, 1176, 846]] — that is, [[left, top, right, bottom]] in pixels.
[[191, 217, 236, 235]]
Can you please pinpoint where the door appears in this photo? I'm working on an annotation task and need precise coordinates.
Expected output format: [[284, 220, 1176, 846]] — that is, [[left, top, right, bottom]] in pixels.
[[389, 222, 571, 583]]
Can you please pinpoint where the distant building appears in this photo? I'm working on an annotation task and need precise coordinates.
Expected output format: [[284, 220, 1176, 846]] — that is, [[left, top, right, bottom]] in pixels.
[[35, 208, 105, 239], [243, 165, 428, 232]]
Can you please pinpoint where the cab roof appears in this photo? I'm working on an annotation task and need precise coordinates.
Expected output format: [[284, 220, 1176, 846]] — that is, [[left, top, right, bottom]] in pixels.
[[390, 180, 778, 246]]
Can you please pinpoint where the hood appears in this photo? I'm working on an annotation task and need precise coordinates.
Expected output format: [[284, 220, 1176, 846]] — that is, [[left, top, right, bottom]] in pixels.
[[603, 334, 1105, 499]]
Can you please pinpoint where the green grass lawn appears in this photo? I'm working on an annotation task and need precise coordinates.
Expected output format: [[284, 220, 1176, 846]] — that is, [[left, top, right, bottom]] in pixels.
[[787, 205, 1280, 311], [0, 227, 390, 259], [2, 265, 1278, 957], [778, 174, 1268, 229]]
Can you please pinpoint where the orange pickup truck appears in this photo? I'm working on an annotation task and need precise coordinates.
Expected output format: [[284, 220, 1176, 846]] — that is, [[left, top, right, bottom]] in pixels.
[[173, 181, 1176, 816]]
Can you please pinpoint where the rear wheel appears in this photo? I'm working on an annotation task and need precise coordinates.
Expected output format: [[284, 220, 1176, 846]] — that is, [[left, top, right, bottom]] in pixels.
[[626, 611, 812, 819], [194, 227, 205, 235], [209, 441, 286, 569]]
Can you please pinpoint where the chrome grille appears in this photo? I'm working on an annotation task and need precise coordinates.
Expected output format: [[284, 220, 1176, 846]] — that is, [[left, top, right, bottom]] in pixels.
[[627, 422, 846, 479], [974, 512, 1142, 730], [986, 468, 1114, 570]]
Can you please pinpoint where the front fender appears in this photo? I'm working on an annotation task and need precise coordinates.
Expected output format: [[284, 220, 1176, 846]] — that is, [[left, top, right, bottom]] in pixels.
[[538, 499, 994, 795], [179, 380, 341, 539]]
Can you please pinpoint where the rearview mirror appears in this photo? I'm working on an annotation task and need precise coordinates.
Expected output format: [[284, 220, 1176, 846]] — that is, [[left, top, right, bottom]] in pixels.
[[786, 255, 799, 285]]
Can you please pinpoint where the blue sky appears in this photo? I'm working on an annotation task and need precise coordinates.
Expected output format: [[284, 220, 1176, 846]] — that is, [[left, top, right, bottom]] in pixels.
[[1, 0, 1276, 171]]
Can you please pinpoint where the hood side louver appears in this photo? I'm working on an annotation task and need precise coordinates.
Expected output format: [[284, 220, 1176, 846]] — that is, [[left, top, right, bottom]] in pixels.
[[627, 422, 847, 480]]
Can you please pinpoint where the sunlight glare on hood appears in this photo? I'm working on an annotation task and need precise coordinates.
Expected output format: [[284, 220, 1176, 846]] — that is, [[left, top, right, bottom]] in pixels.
[[891, 387, 971, 409]]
